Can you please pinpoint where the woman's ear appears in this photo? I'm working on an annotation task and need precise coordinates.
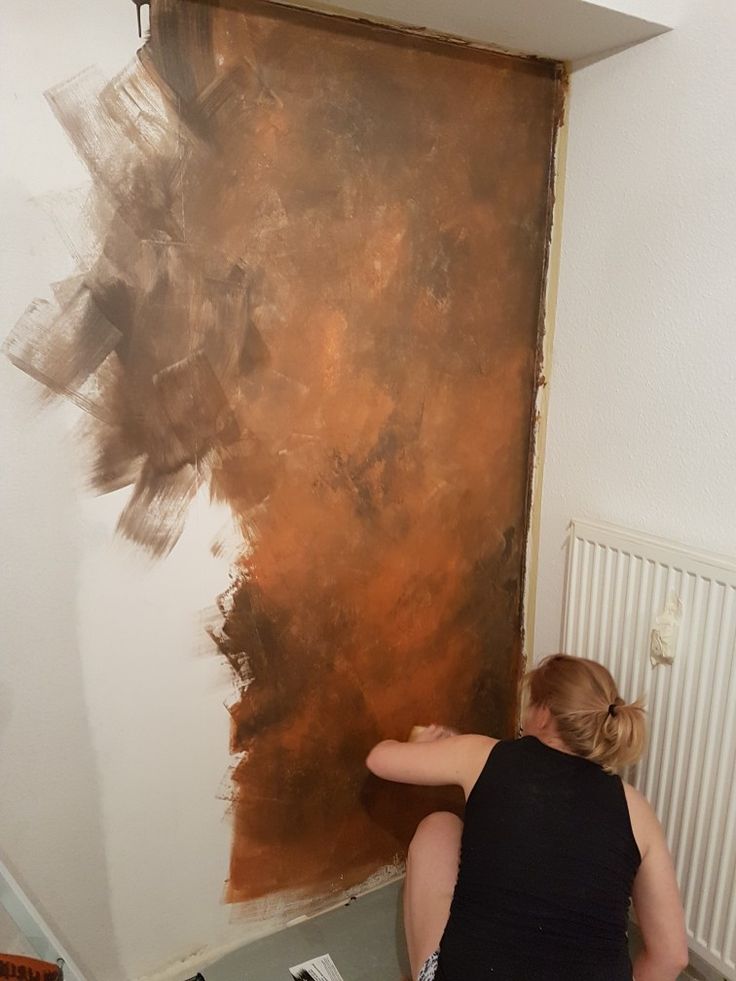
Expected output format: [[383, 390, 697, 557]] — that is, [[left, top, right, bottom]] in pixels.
[[536, 704, 552, 730], [522, 701, 550, 736]]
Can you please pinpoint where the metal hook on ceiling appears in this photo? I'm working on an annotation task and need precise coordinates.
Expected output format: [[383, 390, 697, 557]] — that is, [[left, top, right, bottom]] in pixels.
[[131, 0, 151, 38]]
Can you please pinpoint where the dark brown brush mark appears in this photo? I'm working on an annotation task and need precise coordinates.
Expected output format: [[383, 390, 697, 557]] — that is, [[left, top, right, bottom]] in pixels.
[[5, 0, 562, 906], [4, 290, 120, 421]]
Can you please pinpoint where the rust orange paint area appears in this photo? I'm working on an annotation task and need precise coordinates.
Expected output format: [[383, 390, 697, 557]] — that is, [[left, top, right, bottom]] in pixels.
[[4, 0, 561, 903]]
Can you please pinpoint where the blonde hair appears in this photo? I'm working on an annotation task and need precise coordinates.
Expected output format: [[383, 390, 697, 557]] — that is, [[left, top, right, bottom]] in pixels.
[[523, 654, 647, 772]]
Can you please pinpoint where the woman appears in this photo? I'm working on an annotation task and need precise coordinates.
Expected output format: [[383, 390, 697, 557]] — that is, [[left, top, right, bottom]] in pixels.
[[366, 654, 689, 981]]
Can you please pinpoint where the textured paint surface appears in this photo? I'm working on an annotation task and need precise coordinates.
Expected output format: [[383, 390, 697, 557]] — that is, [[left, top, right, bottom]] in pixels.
[[3, 0, 560, 904]]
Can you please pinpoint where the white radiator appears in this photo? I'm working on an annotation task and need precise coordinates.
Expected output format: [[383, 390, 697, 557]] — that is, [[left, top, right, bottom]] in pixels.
[[560, 518, 736, 979]]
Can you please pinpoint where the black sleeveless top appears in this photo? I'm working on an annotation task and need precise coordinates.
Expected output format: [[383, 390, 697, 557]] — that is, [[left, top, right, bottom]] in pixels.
[[436, 736, 641, 981]]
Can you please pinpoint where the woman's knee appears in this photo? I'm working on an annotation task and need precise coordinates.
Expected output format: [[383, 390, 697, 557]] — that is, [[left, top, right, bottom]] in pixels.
[[408, 811, 463, 859]]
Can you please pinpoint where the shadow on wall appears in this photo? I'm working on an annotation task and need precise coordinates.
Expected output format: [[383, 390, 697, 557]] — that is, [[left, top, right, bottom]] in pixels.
[[0, 353, 124, 979]]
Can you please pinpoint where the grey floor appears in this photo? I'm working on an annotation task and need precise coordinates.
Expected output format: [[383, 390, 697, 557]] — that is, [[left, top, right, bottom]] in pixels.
[[202, 881, 718, 981], [205, 881, 409, 981], [0, 881, 720, 980]]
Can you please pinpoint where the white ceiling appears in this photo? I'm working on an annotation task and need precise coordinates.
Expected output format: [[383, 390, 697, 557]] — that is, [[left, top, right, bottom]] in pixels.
[[270, 0, 677, 64]]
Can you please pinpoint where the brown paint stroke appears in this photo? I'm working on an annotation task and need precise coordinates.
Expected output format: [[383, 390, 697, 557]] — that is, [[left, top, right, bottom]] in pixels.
[[4, 0, 562, 904]]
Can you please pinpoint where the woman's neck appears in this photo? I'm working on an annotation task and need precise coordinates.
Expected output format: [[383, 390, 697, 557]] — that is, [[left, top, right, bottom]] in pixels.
[[534, 733, 578, 756]]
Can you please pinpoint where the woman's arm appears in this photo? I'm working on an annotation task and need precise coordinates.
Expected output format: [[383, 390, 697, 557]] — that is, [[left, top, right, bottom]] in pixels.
[[366, 731, 497, 799], [625, 784, 689, 981]]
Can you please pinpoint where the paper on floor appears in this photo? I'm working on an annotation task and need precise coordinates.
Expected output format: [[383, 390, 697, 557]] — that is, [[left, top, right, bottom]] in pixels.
[[289, 953, 345, 981]]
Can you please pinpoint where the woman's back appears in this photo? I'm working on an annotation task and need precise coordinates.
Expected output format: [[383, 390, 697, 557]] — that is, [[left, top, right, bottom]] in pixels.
[[367, 654, 688, 981], [437, 736, 641, 981]]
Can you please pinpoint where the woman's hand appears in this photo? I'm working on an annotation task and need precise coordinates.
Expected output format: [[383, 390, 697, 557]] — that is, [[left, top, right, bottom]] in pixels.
[[409, 724, 460, 743]]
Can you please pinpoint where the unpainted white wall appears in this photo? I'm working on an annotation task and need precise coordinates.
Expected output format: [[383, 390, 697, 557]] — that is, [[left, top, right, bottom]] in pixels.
[[0, 3, 264, 979], [533, 0, 736, 658]]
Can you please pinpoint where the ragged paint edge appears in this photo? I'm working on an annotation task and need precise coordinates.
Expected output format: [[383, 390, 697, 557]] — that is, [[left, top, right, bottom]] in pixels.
[[521, 69, 571, 681], [2, 294, 122, 425], [224, 862, 405, 927], [6, 49, 249, 558]]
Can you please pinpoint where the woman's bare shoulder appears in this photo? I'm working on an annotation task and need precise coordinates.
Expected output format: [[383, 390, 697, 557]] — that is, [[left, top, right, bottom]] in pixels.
[[461, 734, 500, 796], [462, 733, 500, 755], [622, 781, 656, 818], [622, 780, 662, 859]]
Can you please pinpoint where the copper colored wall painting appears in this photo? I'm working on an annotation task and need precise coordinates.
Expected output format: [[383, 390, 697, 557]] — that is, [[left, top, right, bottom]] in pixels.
[[4, 0, 562, 907]]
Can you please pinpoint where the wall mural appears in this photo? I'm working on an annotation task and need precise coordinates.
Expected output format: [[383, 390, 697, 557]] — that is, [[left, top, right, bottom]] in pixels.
[[3, 0, 562, 906]]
